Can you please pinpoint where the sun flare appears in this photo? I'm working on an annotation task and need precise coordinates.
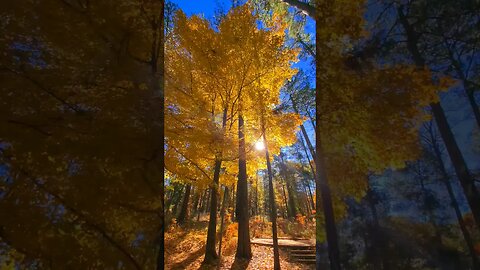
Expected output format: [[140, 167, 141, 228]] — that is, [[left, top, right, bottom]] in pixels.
[[255, 141, 265, 151]]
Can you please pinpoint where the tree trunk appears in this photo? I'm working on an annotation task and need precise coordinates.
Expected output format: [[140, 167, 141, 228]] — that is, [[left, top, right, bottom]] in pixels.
[[279, 153, 297, 219], [192, 188, 200, 217], [316, 14, 342, 270], [177, 184, 192, 225], [429, 128, 480, 268], [286, 181, 297, 219], [366, 187, 386, 270], [281, 184, 289, 219], [446, 48, 480, 129], [171, 185, 184, 218], [198, 189, 207, 221], [418, 174, 443, 246], [397, 6, 480, 229], [217, 186, 229, 268], [306, 181, 315, 211], [431, 101, 480, 226], [302, 183, 311, 218], [231, 184, 236, 222], [204, 108, 228, 264], [150, 2, 164, 268], [236, 114, 252, 259], [206, 189, 212, 213], [204, 159, 222, 264], [264, 131, 281, 270], [255, 174, 259, 217], [291, 95, 317, 162], [466, 90, 480, 129], [295, 141, 316, 210]]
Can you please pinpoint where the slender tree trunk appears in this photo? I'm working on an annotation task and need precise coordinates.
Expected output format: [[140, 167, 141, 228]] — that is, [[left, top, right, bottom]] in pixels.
[[429, 129, 480, 268], [177, 184, 192, 225], [217, 186, 229, 269], [306, 181, 315, 211], [316, 16, 342, 269], [264, 131, 281, 270], [165, 186, 174, 214], [192, 188, 200, 217], [366, 187, 386, 270], [295, 141, 316, 210], [302, 183, 311, 218], [447, 48, 480, 129], [300, 136, 316, 177], [198, 189, 207, 222], [263, 173, 270, 221], [302, 179, 313, 216], [204, 108, 228, 264], [204, 159, 222, 264], [291, 95, 317, 161], [286, 181, 297, 219], [397, 6, 480, 229], [281, 184, 289, 219], [255, 174, 259, 217], [206, 189, 212, 213], [166, 184, 183, 219], [279, 153, 297, 219], [418, 175, 443, 245], [171, 185, 184, 217], [231, 184, 236, 222], [236, 114, 252, 259], [430, 103, 480, 225], [466, 90, 480, 129]]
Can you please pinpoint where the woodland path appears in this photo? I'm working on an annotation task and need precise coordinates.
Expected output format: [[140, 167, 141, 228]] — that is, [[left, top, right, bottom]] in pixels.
[[250, 237, 315, 247], [251, 238, 316, 265]]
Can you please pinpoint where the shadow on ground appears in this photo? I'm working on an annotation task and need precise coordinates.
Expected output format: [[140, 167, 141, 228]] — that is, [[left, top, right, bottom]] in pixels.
[[169, 244, 206, 270], [230, 258, 250, 270]]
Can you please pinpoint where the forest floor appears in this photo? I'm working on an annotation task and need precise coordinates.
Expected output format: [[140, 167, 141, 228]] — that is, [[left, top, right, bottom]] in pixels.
[[165, 217, 315, 270]]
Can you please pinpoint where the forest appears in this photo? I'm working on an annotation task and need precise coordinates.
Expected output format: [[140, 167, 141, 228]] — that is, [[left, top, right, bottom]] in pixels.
[[0, 0, 479, 270]]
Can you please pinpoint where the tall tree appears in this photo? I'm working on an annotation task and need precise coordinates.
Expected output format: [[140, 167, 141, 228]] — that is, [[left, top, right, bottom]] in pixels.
[[165, 4, 298, 264], [1, 1, 166, 268], [394, 2, 480, 229]]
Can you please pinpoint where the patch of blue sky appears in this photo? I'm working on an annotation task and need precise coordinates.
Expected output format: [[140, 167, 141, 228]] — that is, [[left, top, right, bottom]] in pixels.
[[170, 0, 316, 158]]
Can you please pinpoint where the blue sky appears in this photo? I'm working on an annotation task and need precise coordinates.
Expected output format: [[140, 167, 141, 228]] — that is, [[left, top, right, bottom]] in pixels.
[[170, 0, 316, 83], [169, 0, 317, 145], [170, 0, 217, 17]]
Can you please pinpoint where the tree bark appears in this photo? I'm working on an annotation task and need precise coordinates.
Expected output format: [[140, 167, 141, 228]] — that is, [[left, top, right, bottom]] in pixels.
[[397, 5, 480, 229], [231, 184, 236, 222], [192, 188, 200, 217], [171, 185, 184, 218], [279, 153, 297, 219], [151, 2, 164, 268], [204, 108, 228, 264], [197, 189, 207, 221], [291, 95, 317, 162], [217, 186, 229, 268], [264, 131, 281, 270], [177, 184, 192, 225], [281, 184, 289, 219], [286, 181, 297, 219], [466, 90, 480, 129], [296, 140, 316, 210], [255, 174, 259, 217], [366, 186, 387, 270], [236, 114, 252, 259], [316, 9, 342, 269], [204, 159, 222, 264], [428, 127, 480, 269]]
